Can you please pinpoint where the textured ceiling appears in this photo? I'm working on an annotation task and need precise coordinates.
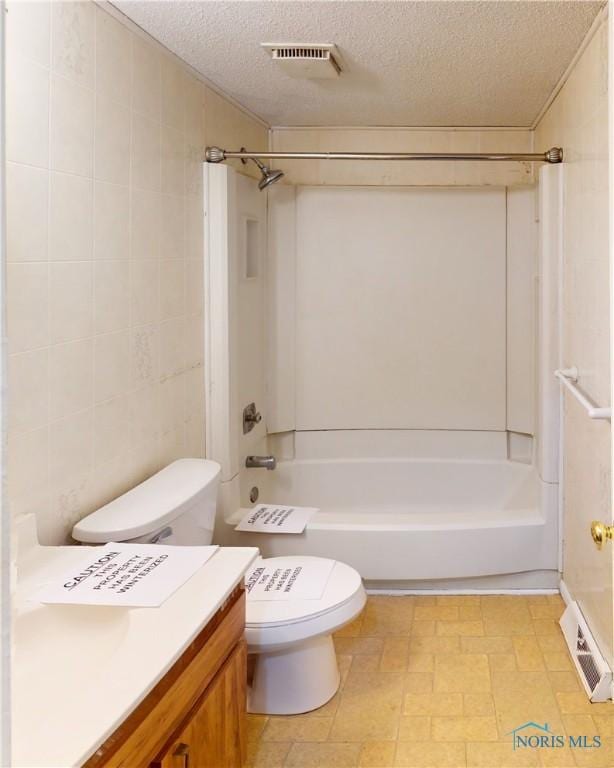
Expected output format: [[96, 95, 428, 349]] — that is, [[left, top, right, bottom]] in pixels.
[[114, 0, 602, 127]]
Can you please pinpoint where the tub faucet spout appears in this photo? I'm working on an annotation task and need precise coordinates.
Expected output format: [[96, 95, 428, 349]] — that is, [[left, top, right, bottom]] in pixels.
[[245, 455, 277, 470]]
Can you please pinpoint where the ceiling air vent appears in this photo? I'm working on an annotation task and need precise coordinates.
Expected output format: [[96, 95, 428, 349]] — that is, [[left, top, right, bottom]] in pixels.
[[261, 43, 342, 79]]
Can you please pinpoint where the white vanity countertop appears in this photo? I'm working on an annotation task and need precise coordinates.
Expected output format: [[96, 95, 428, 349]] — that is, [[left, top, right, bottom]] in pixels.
[[12, 539, 259, 768]]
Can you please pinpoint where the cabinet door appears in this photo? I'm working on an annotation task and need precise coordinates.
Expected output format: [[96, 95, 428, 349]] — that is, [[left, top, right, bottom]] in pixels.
[[153, 640, 247, 768]]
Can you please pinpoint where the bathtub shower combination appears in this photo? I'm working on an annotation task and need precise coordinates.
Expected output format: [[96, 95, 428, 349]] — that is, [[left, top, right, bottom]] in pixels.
[[205, 158, 565, 591]]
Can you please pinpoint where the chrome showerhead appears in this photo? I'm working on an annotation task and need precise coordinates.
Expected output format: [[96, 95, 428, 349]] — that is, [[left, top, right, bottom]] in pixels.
[[238, 148, 284, 190], [257, 166, 284, 190]]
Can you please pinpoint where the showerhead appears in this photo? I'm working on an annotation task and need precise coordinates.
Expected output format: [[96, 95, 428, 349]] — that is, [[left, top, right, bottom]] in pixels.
[[240, 150, 284, 191], [257, 166, 285, 190]]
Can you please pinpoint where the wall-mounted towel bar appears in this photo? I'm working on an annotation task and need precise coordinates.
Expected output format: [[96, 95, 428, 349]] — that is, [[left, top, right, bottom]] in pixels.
[[554, 368, 612, 421]]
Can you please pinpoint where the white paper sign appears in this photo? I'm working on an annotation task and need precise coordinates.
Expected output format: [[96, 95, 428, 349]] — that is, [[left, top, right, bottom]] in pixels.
[[38, 543, 219, 607], [245, 557, 336, 601], [235, 504, 318, 534]]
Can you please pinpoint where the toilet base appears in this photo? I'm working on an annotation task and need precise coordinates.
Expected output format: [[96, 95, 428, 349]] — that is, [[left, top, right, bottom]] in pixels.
[[248, 635, 340, 715]]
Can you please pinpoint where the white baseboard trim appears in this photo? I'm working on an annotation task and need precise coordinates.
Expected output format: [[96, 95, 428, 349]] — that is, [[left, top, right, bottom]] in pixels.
[[559, 578, 573, 606], [366, 588, 560, 596]]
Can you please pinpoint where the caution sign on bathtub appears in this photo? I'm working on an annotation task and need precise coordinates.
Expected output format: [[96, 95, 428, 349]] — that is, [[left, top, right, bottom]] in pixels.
[[245, 557, 336, 601], [235, 504, 318, 534]]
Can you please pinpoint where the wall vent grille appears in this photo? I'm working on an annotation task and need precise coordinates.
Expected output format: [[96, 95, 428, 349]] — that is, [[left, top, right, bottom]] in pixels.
[[560, 602, 612, 701]]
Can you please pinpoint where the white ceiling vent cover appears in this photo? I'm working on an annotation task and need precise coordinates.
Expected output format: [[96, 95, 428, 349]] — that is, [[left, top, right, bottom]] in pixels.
[[560, 603, 613, 702], [261, 43, 341, 79]]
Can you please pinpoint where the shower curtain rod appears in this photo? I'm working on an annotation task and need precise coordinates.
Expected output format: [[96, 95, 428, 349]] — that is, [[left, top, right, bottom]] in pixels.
[[205, 146, 563, 164]]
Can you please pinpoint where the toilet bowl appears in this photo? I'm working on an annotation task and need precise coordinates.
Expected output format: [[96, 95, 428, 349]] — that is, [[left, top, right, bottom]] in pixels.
[[72, 459, 366, 715]]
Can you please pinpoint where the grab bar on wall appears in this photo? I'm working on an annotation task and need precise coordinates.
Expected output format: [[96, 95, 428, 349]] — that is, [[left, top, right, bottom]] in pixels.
[[554, 368, 612, 420]]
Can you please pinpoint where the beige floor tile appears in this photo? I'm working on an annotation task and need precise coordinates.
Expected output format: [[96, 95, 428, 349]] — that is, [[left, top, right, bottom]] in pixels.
[[463, 693, 495, 716], [436, 621, 484, 637], [592, 713, 614, 736], [466, 741, 539, 767], [310, 691, 340, 717], [536, 745, 576, 766], [461, 636, 514, 654], [413, 596, 438, 607], [398, 716, 431, 741], [532, 619, 561, 636], [285, 742, 362, 767], [245, 740, 291, 767], [436, 596, 481, 606], [338, 654, 353, 689], [409, 636, 460, 654], [484, 616, 536, 637], [432, 716, 498, 742], [404, 672, 433, 693], [410, 621, 435, 637], [394, 741, 466, 767], [513, 637, 546, 671], [459, 605, 483, 620], [361, 597, 414, 636], [359, 740, 397, 767], [434, 654, 491, 693], [493, 686, 563, 738], [335, 637, 385, 656], [480, 596, 530, 618], [336, 614, 366, 638], [489, 654, 517, 673], [330, 665, 404, 741], [547, 671, 581, 693], [528, 604, 564, 620], [561, 713, 597, 737], [247, 714, 269, 742], [407, 653, 434, 672], [414, 606, 459, 621], [262, 716, 333, 742], [542, 652, 571, 671], [381, 637, 410, 672], [492, 671, 552, 693], [555, 693, 596, 715], [403, 692, 464, 716], [572, 737, 613, 767], [536, 634, 568, 654]]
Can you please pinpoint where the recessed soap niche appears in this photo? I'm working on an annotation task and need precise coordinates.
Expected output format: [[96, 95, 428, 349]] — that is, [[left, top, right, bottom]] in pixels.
[[244, 218, 260, 279]]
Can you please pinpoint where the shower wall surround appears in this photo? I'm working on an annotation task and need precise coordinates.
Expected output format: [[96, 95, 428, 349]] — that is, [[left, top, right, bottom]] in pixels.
[[5, 0, 267, 543]]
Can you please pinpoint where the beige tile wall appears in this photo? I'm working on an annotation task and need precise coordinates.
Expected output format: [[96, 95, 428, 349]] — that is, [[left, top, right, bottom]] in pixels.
[[270, 127, 535, 186], [5, 0, 268, 544], [535, 16, 612, 668]]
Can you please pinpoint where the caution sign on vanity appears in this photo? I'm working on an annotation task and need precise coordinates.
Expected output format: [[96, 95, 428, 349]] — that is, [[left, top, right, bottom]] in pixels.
[[235, 504, 318, 534], [38, 543, 219, 607], [245, 557, 336, 601]]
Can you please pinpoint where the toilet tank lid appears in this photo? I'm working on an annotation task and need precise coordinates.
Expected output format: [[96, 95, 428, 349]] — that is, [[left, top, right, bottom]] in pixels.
[[72, 459, 221, 544]]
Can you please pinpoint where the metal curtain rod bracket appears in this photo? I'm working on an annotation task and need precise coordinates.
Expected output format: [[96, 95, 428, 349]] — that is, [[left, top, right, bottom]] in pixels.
[[205, 146, 563, 164]]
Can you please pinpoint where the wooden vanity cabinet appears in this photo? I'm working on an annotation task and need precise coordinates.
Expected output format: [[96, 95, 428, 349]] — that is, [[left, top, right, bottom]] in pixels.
[[83, 586, 247, 768]]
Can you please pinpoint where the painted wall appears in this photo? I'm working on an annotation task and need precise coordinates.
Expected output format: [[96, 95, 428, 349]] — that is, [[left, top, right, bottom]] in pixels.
[[5, 0, 267, 544], [535, 16, 612, 666], [270, 127, 535, 187]]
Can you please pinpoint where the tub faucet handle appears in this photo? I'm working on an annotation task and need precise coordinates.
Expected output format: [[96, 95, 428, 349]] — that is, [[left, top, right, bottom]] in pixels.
[[243, 402, 262, 434]]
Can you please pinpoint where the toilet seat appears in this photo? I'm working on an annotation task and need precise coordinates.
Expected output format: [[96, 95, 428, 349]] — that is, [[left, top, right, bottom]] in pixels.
[[245, 556, 366, 652]]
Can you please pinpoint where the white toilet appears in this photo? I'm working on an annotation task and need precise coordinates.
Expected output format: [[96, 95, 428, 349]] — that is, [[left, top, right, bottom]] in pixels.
[[72, 458, 366, 715]]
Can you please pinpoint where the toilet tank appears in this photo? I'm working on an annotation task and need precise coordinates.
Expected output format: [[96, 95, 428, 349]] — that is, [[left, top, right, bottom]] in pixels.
[[72, 459, 221, 546]]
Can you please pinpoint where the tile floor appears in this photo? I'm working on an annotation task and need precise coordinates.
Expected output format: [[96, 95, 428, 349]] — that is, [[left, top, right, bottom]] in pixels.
[[246, 595, 614, 767]]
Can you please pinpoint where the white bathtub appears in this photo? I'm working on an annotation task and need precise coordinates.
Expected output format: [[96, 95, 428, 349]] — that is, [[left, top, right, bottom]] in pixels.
[[216, 434, 559, 586]]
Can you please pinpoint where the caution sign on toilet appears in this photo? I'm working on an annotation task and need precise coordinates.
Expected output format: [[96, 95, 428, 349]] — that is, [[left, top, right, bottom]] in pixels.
[[245, 557, 336, 601]]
